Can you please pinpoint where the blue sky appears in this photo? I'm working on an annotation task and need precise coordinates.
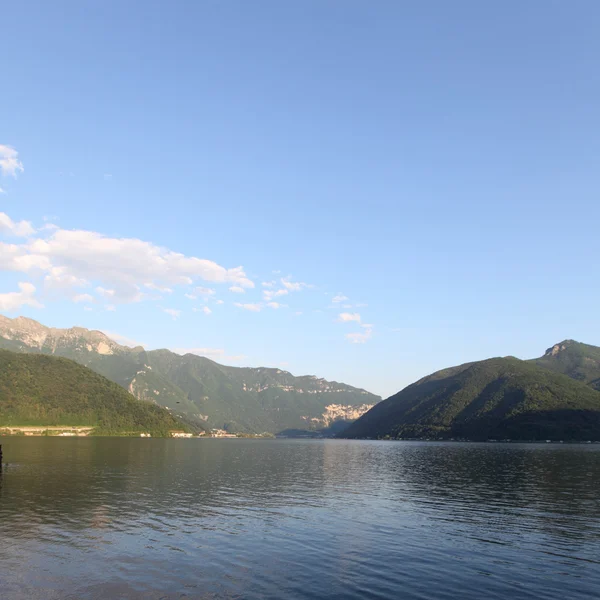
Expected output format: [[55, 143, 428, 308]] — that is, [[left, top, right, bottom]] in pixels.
[[1, 1, 599, 398]]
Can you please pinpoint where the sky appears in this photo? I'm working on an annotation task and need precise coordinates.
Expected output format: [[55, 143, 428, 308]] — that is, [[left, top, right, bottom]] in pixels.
[[1, 1, 599, 398]]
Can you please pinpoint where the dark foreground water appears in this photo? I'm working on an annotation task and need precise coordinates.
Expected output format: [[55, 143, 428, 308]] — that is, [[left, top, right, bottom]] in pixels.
[[0, 439, 599, 600]]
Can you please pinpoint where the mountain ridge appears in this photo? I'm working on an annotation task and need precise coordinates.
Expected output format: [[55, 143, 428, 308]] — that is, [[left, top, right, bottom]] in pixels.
[[0, 315, 379, 433], [343, 341, 600, 441]]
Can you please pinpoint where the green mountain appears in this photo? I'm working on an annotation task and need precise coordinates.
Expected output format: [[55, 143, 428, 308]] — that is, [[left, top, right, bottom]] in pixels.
[[343, 350, 600, 441], [531, 340, 600, 391], [0, 316, 379, 434], [0, 349, 184, 435]]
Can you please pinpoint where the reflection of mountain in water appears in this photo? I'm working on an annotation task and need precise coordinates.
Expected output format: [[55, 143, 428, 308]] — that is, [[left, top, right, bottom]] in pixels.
[[1, 440, 600, 546], [1, 439, 600, 600], [381, 443, 600, 545]]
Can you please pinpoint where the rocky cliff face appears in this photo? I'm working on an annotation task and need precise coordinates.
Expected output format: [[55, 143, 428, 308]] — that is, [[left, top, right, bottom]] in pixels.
[[0, 315, 125, 355]]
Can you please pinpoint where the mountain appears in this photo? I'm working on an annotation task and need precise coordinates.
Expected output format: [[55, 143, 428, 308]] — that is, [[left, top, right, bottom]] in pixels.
[[343, 352, 600, 441], [0, 316, 379, 434], [531, 340, 600, 391], [0, 349, 184, 435]]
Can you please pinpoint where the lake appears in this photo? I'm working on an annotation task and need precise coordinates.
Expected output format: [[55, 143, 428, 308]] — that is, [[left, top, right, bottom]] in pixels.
[[0, 438, 599, 599]]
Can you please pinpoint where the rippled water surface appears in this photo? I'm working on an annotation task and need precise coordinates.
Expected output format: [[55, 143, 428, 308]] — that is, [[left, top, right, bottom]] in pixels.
[[0, 438, 599, 599]]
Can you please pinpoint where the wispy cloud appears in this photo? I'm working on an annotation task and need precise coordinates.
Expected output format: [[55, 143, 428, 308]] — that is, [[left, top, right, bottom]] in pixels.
[[0, 145, 24, 178], [73, 293, 94, 303], [193, 306, 212, 315], [337, 312, 361, 323], [96, 286, 116, 298], [163, 308, 181, 319], [229, 285, 245, 294], [234, 302, 262, 312], [144, 283, 173, 293], [266, 302, 286, 309], [332, 294, 348, 303], [281, 276, 310, 292], [346, 324, 373, 344], [195, 286, 215, 296], [263, 288, 288, 301]]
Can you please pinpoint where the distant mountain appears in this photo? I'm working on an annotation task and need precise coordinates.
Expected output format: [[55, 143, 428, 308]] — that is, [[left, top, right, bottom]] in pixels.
[[532, 340, 600, 391], [0, 316, 379, 434], [343, 350, 600, 441], [0, 349, 184, 435]]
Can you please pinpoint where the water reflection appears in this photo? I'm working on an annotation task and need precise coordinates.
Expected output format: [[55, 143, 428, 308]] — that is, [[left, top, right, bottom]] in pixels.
[[0, 438, 599, 600]]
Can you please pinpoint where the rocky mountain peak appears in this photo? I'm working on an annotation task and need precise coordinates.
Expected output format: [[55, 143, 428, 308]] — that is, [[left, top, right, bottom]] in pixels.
[[0, 315, 127, 355], [544, 340, 576, 357]]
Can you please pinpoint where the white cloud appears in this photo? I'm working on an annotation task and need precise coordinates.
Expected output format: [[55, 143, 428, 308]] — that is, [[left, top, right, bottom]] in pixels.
[[332, 294, 348, 303], [294, 311, 303, 316], [0, 212, 34, 237], [0, 242, 52, 272], [44, 267, 89, 292], [184, 293, 197, 300], [195, 286, 215, 296], [215, 299, 224, 305], [0, 219, 254, 303], [0, 282, 42, 311], [356, 303, 368, 308], [341, 304, 353, 309], [345, 329, 372, 344], [281, 276, 309, 292], [234, 302, 262, 312], [262, 281, 275, 288], [193, 306, 212, 315], [73, 293, 94, 303], [105, 304, 116, 312], [96, 286, 116, 298], [0, 187, 5, 194], [338, 312, 361, 323], [229, 285, 245, 294], [266, 302, 286, 309], [144, 283, 173, 293], [0, 145, 24, 178], [163, 308, 181, 319], [40, 223, 60, 232], [263, 288, 288, 301]]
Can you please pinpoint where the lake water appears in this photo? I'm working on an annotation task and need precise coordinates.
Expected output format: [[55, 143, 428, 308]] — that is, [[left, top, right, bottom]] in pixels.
[[0, 438, 599, 599]]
